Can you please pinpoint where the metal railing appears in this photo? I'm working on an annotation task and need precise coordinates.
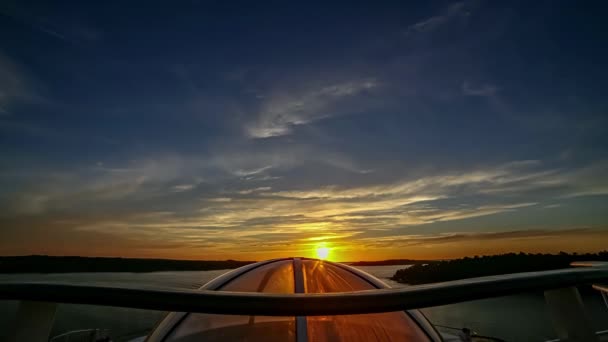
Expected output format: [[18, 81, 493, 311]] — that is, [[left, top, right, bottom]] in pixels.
[[0, 266, 606, 316], [2, 262, 607, 341]]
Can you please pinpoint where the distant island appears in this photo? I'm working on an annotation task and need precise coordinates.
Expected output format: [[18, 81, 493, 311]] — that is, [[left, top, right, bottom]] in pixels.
[[0, 256, 255, 273], [391, 251, 608, 285], [349, 259, 433, 266]]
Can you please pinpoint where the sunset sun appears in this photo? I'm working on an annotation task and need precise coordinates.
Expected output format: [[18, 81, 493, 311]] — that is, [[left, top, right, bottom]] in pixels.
[[316, 247, 330, 260]]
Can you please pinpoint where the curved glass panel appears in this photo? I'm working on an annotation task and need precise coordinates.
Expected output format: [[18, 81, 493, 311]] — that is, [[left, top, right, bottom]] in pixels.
[[306, 312, 431, 342], [165, 260, 295, 342], [165, 314, 295, 342], [303, 260, 430, 341], [221, 260, 294, 293], [302, 260, 375, 292]]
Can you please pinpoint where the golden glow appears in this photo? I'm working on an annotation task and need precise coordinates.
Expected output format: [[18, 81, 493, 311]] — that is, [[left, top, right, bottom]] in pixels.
[[312, 241, 334, 260], [316, 247, 329, 260]]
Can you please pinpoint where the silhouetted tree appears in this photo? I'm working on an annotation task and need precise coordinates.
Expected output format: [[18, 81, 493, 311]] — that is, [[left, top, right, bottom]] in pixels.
[[0, 256, 255, 273], [391, 251, 608, 285]]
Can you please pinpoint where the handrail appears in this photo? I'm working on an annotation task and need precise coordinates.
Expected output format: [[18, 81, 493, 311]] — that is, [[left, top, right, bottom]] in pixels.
[[592, 283, 608, 309], [0, 267, 607, 316], [593, 284, 608, 293], [570, 261, 608, 268], [545, 329, 608, 342]]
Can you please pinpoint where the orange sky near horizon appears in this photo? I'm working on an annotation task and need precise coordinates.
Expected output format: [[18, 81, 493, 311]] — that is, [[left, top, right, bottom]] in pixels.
[[2, 226, 606, 262]]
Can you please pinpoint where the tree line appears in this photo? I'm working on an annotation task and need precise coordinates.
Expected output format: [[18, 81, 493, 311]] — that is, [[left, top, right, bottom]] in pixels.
[[391, 251, 608, 285], [0, 255, 255, 273]]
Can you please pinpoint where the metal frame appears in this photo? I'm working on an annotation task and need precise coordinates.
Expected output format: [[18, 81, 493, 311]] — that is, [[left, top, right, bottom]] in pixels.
[[292, 258, 308, 342], [593, 283, 608, 308], [1, 266, 607, 316]]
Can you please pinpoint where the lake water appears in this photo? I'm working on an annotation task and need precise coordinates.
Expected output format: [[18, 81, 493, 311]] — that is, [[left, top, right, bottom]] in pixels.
[[1, 266, 607, 341]]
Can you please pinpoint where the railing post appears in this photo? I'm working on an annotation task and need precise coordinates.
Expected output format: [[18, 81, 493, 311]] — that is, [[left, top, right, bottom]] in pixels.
[[591, 284, 608, 310], [544, 287, 598, 342], [8, 300, 57, 342]]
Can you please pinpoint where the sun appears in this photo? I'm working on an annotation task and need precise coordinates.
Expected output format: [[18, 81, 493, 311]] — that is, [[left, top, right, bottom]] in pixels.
[[316, 247, 330, 260]]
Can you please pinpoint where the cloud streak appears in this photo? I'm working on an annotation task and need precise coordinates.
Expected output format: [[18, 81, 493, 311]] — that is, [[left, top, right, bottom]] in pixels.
[[358, 227, 607, 249], [0, 54, 36, 114], [246, 79, 378, 138], [462, 81, 499, 97], [405, 1, 471, 35], [3, 154, 606, 258]]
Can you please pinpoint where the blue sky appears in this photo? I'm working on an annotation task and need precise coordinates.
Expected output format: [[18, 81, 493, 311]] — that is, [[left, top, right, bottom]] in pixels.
[[1, 1, 607, 260]]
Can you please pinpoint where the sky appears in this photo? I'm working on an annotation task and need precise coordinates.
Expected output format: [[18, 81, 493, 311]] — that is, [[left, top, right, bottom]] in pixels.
[[1, 1, 607, 261]]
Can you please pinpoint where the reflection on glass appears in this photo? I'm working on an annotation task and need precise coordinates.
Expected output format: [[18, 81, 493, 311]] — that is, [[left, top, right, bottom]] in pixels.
[[166, 260, 296, 342]]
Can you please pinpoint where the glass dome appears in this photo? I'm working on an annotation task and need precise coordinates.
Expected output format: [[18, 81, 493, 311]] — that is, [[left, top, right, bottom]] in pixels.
[[148, 258, 435, 342]]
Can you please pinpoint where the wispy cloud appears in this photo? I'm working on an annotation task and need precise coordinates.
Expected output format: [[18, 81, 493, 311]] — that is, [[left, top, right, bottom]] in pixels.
[[232, 165, 273, 177], [171, 184, 197, 192], [4, 157, 606, 222], [405, 1, 471, 35], [462, 81, 499, 97], [269, 161, 545, 201], [358, 228, 606, 249], [0, 106, 10, 116], [246, 79, 377, 138], [2, 154, 607, 258], [1, 156, 192, 215], [0, 53, 37, 114], [0, 9, 68, 41], [1, 7, 104, 44], [209, 143, 371, 177], [238, 187, 272, 195]]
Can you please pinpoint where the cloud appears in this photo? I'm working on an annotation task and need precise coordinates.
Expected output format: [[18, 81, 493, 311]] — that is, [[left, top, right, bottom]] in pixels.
[[35, 26, 68, 41], [0, 54, 35, 114], [208, 149, 295, 177], [1, 156, 193, 215], [238, 187, 272, 195], [405, 1, 471, 35], [1, 6, 105, 44], [3, 156, 604, 223], [0, 8, 69, 41], [2, 153, 607, 258], [462, 81, 498, 96], [209, 144, 371, 178], [479, 161, 608, 198], [268, 161, 539, 201], [409, 16, 447, 34], [171, 184, 197, 192], [0, 143, 374, 217], [358, 227, 606, 249], [232, 165, 273, 177], [246, 79, 377, 138]]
